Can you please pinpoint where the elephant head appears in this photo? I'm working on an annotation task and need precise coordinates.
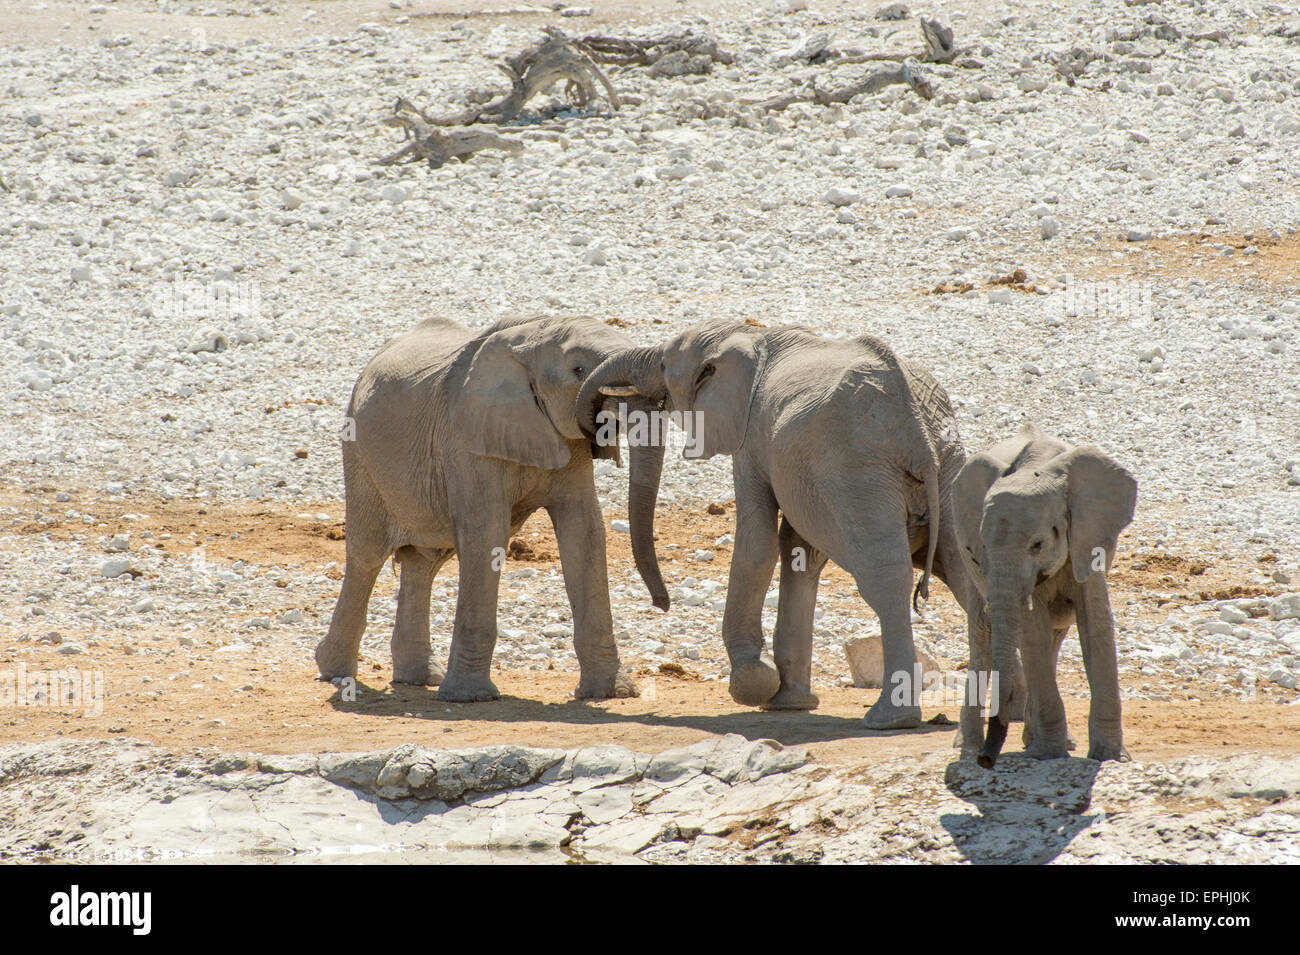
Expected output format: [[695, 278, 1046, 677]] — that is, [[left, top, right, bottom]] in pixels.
[[576, 322, 768, 612], [449, 315, 669, 610], [954, 434, 1136, 767], [577, 321, 768, 459]]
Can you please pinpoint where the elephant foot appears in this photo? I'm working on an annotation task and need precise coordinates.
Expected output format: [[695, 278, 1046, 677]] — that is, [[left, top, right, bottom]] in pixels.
[[392, 654, 446, 687], [575, 668, 639, 700], [762, 683, 820, 711], [315, 640, 358, 681], [862, 695, 921, 730], [1087, 740, 1130, 762], [1025, 736, 1070, 761], [1023, 724, 1076, 750], [728, 658, 781, 708], [437, 670, 500, 703]]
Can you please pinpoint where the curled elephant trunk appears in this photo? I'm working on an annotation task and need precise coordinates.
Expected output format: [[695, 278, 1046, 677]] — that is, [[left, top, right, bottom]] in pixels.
[[577, 349, 670, 612], [576, 346, 667, 442]]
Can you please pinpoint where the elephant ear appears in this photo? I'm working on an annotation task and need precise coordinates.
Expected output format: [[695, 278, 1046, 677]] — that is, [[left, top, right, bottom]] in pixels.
[[952, 452, 1004, 570], [689, 333, 764, 458], [449, 331, 571, 471], [1063, 446, 1137, 582]]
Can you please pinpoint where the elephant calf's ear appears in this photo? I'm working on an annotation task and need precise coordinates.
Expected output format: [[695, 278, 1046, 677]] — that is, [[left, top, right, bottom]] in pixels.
[[1065, 446, 1137, 582], [450, 335, 572, 471], [953, 453, 1004, 553]]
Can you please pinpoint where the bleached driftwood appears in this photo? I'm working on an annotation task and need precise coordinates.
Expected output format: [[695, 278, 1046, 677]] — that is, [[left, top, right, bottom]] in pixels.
[[831, 17, 960, 65], [378, 29, 624, 166], [429, 29, 621, 127], [577, 31, 734, 69], [755, 60, 934, 112], [379, 99, 525, 168]]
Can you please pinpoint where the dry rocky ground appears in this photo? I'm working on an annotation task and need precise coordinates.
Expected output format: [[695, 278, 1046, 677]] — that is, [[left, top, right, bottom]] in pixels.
[[2, 0, 1299, 862]]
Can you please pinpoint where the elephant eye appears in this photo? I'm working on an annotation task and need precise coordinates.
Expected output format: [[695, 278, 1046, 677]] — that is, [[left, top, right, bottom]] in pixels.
[[1051, 526, 1060, 538], [694, 363, 715, 389], [1029, 540, 1044, 554], [572, 365, 585, 378]]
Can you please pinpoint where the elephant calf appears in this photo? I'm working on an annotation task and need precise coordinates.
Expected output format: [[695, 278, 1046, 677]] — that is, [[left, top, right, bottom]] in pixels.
[[315, 314, 668, 702], [953, 423, 1137, 767]]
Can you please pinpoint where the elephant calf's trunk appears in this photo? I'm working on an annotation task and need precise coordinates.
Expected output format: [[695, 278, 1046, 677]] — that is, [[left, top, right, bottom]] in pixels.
[[977, 716, 1008, 769]]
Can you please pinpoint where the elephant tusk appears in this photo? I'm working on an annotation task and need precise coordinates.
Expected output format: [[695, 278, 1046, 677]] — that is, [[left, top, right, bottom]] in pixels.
[[598, 385, 640, 396], [1025, 593, 1034, 613]]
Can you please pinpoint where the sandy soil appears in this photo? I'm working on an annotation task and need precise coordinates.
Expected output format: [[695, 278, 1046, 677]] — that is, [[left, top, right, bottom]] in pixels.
[[4, 488, 1296, 764]]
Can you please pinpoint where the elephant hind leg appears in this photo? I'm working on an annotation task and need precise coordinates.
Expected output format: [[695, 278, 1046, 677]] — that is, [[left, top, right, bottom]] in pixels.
[[845, 516, 923, 730], [765, 518, 826, 711], [317, 555, 385, 681], [391, 546, 452, 686], [316, 461, 393, 681]]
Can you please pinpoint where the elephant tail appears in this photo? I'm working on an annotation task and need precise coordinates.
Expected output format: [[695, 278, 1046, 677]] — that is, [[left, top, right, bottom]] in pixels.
[[913, 454, 940, 612]]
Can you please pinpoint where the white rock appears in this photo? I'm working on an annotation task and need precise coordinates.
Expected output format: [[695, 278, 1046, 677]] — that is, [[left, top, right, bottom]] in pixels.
[[1269, 594, 1300, 621], [101, 558, 133, 579], [823, 187, 859, 207], [844, 636, 940, 689]]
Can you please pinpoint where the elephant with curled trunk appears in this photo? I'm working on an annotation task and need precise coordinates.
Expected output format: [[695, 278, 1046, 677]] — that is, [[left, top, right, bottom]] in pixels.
[[953, 423, 1137, 767], [577, 320, 992, 730], [315, 314, 668, 703]]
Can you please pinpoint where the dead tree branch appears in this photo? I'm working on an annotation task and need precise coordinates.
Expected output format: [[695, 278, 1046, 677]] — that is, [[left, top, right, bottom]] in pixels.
[[831, 17, 959, 65], [754, 60, 933, 112], [379, 99, 525, 168], [577, 31, 734, 69]]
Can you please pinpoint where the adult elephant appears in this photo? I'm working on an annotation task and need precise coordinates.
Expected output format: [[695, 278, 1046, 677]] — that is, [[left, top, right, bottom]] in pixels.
[[953, 424, 1137, 767], [577, 321, 997, 730], [315, 314, 668, 703]]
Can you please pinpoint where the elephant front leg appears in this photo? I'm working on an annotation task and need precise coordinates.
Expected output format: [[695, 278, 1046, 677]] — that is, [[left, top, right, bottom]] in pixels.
[[1019, 603, 1070, 759], [765, 519, 825, 710], [438, 511, 507, 703], [959, 604, 991, 759], [391, 547, 450, 686], [722, 482, 782, 707], [1075, 578, 1129, 762], [548, 494, 637, 701]]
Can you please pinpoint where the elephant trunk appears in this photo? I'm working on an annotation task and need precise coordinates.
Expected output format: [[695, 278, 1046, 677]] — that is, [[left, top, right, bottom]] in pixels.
[[979, 579, 1023, 770], [576, 346, 667, 442], [626, 400, 669, 612], [577, 350, 670, 611]]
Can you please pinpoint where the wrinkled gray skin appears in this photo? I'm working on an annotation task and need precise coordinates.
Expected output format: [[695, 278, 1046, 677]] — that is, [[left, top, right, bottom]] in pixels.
[[578, 321, 999, 730], [315, 315, 668, 703], [953, 423, 1137, 766]]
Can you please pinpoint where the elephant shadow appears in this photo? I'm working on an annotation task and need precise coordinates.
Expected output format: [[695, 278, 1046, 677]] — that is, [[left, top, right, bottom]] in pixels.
[[938, 755, 1105, 865], [324, 680, 957, 748]]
